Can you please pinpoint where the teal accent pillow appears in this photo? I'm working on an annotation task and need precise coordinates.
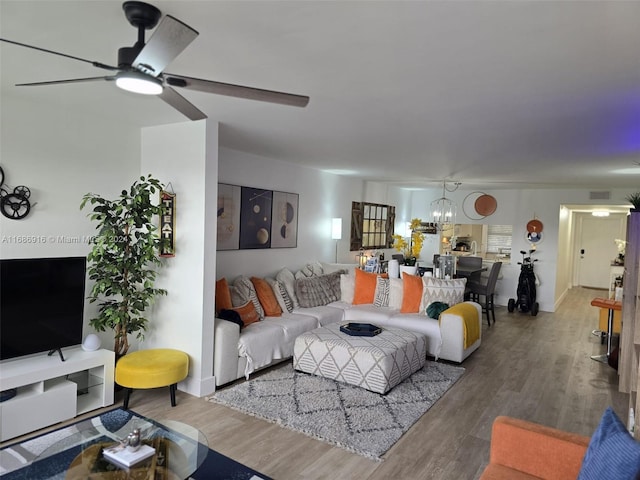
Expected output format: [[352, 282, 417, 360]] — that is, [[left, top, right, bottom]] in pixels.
[[426, 301, 449, 319], [577, 407, 640, 480]]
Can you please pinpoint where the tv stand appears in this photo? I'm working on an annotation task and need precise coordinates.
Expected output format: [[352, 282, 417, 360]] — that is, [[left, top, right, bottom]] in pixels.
[[48, 348, 66, 362], [0, 347, 114, 441]]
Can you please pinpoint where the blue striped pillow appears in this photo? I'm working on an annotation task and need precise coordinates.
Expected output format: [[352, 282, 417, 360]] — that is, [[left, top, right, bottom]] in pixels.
[[577, 407, 640, 480]]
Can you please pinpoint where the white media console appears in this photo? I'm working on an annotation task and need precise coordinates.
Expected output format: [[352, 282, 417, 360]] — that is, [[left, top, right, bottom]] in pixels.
[[0, 347, 115, 441]]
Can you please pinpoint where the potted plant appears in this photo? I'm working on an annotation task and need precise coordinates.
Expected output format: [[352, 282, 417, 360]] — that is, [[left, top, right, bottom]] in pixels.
[[80, 175, 168, 358], [626, 192, 640, 211], [392, 218, 425, 267]]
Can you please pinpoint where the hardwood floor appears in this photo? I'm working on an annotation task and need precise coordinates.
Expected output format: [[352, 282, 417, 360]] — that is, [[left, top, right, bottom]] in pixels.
[[3, 287, 628, 479]]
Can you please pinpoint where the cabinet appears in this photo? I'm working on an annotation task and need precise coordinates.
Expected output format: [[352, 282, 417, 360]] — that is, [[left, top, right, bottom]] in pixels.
[[454, 224, 474, 237], [0, 347, 114, 441]]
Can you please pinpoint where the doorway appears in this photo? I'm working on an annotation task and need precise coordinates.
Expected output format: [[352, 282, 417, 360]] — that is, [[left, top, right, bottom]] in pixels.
[[576, 214, 626, 289]]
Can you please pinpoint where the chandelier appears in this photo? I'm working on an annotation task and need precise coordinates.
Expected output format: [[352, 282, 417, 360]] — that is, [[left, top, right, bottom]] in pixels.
[[430, 180, 460, 230]]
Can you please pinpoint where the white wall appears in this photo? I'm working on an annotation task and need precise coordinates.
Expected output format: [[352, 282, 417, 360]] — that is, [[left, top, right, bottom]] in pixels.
[[0, 95, 140, 344], [141, 120, 218, 397], [216, 148, 365, 280]]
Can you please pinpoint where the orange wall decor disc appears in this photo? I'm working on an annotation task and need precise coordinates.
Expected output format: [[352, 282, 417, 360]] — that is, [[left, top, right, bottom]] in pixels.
[[526, 219, 543, 233], [474, 194, 497, 216]]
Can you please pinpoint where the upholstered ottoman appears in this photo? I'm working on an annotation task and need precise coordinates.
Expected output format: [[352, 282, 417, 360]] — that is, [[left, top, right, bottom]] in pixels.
[[293, 323, 427, 394], [115, 349, 189, 408]]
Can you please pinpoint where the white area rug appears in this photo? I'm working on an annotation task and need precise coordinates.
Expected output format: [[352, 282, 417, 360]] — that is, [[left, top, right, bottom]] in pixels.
[[208, 361, 465, 460]]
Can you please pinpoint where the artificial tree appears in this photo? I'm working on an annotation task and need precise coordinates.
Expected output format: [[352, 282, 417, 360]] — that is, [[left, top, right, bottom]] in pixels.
[[80, 175, 168, 357]]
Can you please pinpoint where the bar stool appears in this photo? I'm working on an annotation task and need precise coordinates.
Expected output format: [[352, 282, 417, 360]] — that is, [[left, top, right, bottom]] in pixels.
[[589, 297, 622, 367]]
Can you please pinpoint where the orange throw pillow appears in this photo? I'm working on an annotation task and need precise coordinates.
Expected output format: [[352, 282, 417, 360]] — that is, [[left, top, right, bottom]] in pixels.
[[401, 272, 424, 313], [215, 278, 233, 315], [251, 277, 282, 317], [228, 301, 260, 327], [353, 269, 388, 304]]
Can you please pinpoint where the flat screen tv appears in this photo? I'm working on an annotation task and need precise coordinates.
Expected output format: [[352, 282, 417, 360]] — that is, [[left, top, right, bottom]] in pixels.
[[1, 256, 86, 361]]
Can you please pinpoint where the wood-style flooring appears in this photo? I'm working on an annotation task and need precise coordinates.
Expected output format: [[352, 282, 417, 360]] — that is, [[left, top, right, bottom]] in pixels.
[[3, 287, 628, 479]]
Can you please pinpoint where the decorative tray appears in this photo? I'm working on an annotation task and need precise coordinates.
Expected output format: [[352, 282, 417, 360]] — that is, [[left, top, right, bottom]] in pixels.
[[340, 323, 382, 337]]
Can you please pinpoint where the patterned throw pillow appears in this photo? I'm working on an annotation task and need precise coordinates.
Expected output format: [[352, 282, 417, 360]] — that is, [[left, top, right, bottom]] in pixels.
[[233, 276, 265, 319], [421, 276, 467, 313], [374, 277, 390, 307], [265, 278, 293, 313], [276, 268, 299, 308]]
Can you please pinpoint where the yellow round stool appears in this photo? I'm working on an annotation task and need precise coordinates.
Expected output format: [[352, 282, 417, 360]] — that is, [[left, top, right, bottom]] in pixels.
[[115, 349, 189, 409]]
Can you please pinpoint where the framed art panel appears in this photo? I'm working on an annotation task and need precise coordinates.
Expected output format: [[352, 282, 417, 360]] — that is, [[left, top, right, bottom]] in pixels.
[[217, 183, 241, 250], [270, 191, 299, 248], [240, 187, 273, 249]]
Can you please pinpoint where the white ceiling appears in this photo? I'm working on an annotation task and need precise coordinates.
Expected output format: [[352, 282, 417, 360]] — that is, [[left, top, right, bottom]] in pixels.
[[2, 0, 640, 190]]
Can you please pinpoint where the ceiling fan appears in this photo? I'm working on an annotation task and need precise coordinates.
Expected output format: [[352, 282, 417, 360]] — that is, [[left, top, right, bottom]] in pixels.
[[0, 1, 310, 120]]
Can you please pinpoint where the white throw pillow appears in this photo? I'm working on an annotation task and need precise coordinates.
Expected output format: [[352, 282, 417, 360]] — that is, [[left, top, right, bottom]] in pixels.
[[421, 276, 467, 314], [340, 273, 355, 304], [388, 277, 404, 310]]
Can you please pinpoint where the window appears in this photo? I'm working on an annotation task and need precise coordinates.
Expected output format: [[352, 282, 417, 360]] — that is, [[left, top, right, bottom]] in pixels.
[[350, 201, 395, 250], [487, 224, 513, 254]]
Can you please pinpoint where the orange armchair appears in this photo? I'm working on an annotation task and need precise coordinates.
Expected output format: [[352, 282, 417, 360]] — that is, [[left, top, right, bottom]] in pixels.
[[480, 416, 590, 480]]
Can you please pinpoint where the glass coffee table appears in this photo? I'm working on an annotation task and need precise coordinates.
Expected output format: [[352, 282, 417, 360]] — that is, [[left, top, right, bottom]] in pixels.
[[35, 410, 208, 479]]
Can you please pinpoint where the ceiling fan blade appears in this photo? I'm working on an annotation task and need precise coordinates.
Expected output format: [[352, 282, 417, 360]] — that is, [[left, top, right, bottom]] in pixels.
[[133, 15, 198, 77], [164, 73, 310, 108], [15, 76, 115, 87], [159, 86, 207, 120], [0, 38, 119, 71]]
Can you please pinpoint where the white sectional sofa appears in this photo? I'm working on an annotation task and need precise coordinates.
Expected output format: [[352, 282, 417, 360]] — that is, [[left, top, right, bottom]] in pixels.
[[213, 262, 482, 387]]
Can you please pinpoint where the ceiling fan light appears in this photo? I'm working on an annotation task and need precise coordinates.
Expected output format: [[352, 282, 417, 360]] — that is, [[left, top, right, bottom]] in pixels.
[[115, 71, 163, 95]]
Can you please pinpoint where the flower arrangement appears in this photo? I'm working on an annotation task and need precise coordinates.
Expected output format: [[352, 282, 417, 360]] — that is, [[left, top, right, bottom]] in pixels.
[[626, 192, 640, 211], [392, 218, 425, 265]]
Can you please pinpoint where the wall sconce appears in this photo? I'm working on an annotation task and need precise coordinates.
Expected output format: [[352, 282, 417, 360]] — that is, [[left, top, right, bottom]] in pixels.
[[331, 218, 342, 263], [592, 210, 610, 217]]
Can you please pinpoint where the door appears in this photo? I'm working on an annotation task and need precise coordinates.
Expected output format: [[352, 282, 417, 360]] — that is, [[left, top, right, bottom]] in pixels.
[[578, 216, 625, 289]]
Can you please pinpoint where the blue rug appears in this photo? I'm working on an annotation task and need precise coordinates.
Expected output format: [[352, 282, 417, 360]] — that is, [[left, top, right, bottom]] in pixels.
[[0, 408, 271, 480]]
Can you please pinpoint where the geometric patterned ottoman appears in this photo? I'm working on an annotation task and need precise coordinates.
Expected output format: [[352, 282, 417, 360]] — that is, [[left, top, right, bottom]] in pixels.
[[293, 323, 427, 394]]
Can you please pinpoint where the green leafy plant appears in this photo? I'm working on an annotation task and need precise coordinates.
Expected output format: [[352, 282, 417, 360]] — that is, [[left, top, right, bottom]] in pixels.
[[80, 175, 168, 357], [626, 192, 640, 210]]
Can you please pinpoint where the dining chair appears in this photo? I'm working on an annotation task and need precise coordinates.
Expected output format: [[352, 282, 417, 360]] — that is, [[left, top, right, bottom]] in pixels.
[[457, 256, 483, 283], [466, 262, 502, 326]]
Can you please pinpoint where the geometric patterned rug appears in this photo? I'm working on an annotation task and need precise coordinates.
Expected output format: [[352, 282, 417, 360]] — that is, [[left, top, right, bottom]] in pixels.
[[208, 361, 465, 461]]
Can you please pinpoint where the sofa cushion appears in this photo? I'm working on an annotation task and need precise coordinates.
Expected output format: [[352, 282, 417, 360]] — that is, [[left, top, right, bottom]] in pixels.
[[276, 268, 299, 308], [295, 271, 343, 308], [577, 407, 640, 480], [251, 277, 283, 317], [295, 261, 324, 279], [215, 278, 233, 315], [374, 276, 390, 307], [421, 276, 467, 313], [234, 276, 266, 319], [401, 272, 424, 313]]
